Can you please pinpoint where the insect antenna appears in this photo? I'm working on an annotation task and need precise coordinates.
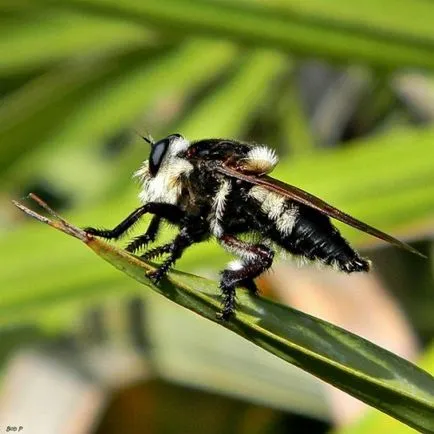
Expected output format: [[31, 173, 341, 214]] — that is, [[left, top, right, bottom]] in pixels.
[[134, 129, 155, 146]]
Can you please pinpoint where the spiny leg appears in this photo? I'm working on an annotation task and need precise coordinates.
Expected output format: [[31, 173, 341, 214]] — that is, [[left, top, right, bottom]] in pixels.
[[84, 206, 147, 240], [239, 277, 260, 296], [84, 202, 184, 240], [125, 216, 161, 253], [141, 243, 172, 260], [146, 236, 189, 283], [147, 219, 207, 283], [218, 235, 274, 320]]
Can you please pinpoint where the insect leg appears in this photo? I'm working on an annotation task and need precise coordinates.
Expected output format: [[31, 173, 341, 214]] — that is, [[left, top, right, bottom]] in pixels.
[[140, 242, 172, 260], [147, 219, 207, 283], [84, 206, 148, 240], [84, 203, 184, 240], [125, 216, 161, 253], [218, 235, 274, 320]]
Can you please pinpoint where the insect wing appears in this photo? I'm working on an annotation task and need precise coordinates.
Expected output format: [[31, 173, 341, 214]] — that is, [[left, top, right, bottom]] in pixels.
[[217, 165, 425, 258]]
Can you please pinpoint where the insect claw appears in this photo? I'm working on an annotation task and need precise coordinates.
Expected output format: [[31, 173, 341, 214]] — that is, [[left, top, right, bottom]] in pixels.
[[146, 269, 164, 283], [216, 307, 235, 321]]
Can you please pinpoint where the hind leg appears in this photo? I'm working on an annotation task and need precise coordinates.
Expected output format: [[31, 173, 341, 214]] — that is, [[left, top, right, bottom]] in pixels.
[[218, 235, 274, 320]]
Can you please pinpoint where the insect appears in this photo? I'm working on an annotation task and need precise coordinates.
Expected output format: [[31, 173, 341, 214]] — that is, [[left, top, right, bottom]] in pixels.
[[85, 133, 424, 320]]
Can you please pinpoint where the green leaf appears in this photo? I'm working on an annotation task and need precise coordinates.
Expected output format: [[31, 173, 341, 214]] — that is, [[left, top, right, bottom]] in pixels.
[[0, 9, 154, 74], [43, 0, 434, 69], [333, 342, 434, 434], [179, 49, 288, 138], [12, 196, 434, 433], [277, 73, 316, 156]]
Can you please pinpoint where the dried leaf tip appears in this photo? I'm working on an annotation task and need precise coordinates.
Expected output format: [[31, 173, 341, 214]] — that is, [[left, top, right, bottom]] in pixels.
[[12, 194, 88, 242]]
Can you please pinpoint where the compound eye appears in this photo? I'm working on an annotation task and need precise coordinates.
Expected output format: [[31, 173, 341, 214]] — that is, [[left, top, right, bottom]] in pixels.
[[149, 138, 170, 176]]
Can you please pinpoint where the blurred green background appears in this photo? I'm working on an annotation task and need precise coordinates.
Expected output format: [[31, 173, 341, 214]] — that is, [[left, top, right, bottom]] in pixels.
[[0, 1, 433, 433]]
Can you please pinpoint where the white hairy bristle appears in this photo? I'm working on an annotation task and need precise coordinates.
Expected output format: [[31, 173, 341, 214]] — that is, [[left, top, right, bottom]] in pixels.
[[219, 238, 257, 261], [209, 179, 231, 237], [169, 135, 190, 156], [249, 186, 298, 235], [243, 146, 278, 174], [133, 162, 149, 182], [227, 259, 244, 271]]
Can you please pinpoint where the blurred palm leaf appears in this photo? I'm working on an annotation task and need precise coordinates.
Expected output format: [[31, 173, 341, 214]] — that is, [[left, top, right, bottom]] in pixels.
[[29, 0, 434, 68], [0, 9, 155, 73]]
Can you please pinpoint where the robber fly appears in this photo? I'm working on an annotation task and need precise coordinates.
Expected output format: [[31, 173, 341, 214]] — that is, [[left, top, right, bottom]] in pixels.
[[85, 134, 423, 320]]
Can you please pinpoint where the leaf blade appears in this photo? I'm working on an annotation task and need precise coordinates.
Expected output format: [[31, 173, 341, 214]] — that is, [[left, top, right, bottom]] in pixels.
[[43, 0, 434, 69]]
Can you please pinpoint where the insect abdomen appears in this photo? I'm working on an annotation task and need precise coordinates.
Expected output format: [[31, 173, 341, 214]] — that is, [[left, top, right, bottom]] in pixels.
[[278, 205, 370, 272]]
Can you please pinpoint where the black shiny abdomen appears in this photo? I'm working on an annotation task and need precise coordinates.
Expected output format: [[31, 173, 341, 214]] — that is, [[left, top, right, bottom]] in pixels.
[[276, 205, 370, 272]]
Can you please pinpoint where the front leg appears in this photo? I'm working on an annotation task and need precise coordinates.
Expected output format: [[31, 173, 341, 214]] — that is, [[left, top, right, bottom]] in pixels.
[[84, 206, 148, 240], [125, 216, 161, 253], [218, 235, 274, 321], [84, 203, 184, 240]]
